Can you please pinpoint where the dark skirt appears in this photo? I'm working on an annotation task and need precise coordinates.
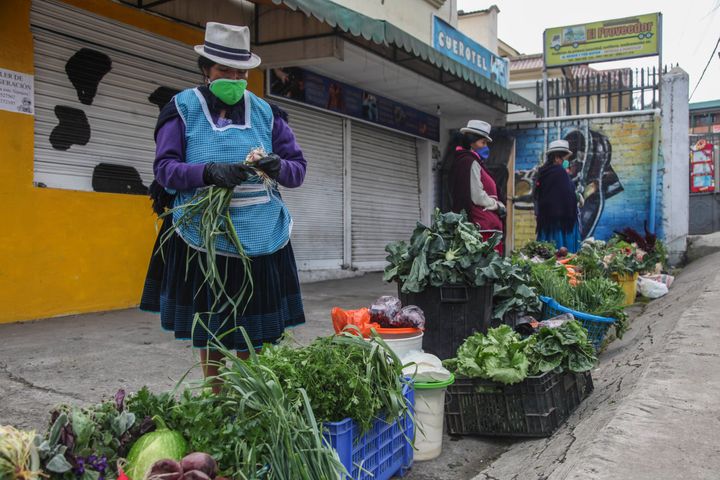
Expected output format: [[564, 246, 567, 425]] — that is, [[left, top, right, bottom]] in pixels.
[[140, 217, 305, 351]]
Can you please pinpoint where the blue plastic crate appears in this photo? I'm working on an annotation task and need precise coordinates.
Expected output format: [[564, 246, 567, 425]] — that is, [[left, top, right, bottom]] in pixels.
[[539, 296, 615, 350], [323, 383, 414, 480]]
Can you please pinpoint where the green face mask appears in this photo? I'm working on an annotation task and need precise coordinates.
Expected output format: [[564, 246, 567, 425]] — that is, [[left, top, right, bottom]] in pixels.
[[209, 79, 247, 105], [562, 159, 570, 169]]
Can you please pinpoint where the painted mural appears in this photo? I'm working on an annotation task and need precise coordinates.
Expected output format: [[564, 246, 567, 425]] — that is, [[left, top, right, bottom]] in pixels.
[[496, 114, 662, 247], [44, 46, 181, 195]]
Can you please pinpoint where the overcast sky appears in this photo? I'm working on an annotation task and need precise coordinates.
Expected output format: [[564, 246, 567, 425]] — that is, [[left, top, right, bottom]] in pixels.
[[456, 0, 720, 103]]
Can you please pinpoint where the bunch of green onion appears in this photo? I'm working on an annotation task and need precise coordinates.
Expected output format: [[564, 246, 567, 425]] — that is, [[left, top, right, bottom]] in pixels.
[[159, 186, 253, 320]]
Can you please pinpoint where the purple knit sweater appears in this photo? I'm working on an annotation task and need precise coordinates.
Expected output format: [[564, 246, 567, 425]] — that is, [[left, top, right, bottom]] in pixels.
[[154, 104, 306, 190]]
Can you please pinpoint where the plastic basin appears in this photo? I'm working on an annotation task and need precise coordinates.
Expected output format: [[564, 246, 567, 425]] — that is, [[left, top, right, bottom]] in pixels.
[[377, 330, 424, 359]]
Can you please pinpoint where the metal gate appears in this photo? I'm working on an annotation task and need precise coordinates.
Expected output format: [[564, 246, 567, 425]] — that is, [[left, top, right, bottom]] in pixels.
[[351, 122, 420, 269]]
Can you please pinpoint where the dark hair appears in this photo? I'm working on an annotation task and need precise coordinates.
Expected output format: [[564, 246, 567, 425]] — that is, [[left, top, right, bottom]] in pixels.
[[545, 151, 566, 166], [198, 56, 216, 78]]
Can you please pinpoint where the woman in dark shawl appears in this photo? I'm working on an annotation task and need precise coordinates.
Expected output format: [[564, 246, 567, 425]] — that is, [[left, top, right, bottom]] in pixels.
[[534, 139, 581, 253]]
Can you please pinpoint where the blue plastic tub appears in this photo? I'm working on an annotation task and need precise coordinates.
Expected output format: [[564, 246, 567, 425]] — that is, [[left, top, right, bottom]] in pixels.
[[322, 383, 414, 480], [539, 296, 615, 350]]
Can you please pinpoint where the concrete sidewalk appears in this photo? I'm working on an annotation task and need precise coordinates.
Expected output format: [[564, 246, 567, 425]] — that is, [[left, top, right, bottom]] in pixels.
[[2, 254, 719, 480], [475, 252, 720, 480]]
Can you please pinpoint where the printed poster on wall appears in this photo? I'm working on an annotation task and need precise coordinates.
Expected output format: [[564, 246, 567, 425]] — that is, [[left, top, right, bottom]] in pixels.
[[544, 13, 661, 67], [0, 68, 34, 115], [268, 67, 440, 141], [432, 16, 509, 88]]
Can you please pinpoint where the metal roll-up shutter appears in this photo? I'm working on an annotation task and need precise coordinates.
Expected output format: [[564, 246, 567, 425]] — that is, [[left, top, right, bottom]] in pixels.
[[351, 122, 420, 269], [272, 100, 345, 270], [31, 0, 199, 192]]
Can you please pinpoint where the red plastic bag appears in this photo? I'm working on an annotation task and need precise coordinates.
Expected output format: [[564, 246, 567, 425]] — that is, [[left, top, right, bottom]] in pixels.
[[331, 307, 380, 337]]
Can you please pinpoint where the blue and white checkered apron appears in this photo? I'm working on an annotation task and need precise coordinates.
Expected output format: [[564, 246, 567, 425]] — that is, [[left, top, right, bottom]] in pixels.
[[172, 88, 292, 257]]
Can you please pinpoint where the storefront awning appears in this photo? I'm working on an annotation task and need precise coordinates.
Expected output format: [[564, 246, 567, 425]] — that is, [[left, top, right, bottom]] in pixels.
[[269, 0, 543, 116]]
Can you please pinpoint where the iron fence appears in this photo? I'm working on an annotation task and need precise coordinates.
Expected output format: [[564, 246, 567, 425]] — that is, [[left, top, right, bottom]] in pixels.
[[537, 65, 676, 116]]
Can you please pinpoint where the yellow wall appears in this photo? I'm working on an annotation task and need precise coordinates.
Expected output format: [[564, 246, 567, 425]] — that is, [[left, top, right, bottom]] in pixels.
[[0, 0, 263, 323]]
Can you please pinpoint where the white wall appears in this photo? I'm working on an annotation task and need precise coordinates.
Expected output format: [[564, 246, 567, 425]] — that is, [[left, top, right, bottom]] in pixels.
[[456, 7, 499, 54], [334, 0, 456, 44], [661, 67, 690, 264], [507, 80, 539, 122]]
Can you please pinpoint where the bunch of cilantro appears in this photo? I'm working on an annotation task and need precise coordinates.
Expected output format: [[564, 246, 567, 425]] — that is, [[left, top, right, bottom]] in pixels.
[[384, 209, 504, 293], [256, 333, 408, 433]]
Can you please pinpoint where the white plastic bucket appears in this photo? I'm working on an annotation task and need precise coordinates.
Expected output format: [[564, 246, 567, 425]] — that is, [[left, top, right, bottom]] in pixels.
[[377, 331, 424, 359], [413, 375, 454, 461]]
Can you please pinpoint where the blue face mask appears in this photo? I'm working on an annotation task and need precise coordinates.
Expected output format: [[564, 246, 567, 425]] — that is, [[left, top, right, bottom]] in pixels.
[[474, 146, 490, 160], [562, 160, 570, 169]]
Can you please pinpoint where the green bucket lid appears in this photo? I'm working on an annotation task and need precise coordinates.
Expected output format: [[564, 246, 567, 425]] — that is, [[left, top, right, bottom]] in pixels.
[[414, 373, 455, 390]]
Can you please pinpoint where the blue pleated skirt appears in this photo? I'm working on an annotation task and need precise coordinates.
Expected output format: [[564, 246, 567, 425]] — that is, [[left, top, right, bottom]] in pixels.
[[140, 217, 305, 351], [537, 222, 582, 253]]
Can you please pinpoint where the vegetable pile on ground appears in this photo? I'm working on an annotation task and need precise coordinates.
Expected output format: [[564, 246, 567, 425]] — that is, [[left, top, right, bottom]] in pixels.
[[442, 323, 597, 385], [529, 261, 628, 338], [126, 337, 356, 479], [384, 209, 502, 293]]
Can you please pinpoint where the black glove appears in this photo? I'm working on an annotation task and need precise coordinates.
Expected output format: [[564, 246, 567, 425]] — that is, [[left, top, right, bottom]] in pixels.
[[254, 153, 282, 180], [497, 204, 507, 219], [203, 162, 253, 188]]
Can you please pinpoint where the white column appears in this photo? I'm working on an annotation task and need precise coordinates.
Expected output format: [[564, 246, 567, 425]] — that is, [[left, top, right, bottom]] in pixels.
[[660, 67, 690, 264]]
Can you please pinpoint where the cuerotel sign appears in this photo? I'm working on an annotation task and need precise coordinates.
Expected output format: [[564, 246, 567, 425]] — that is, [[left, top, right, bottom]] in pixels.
[[432, 16, 508, 88]]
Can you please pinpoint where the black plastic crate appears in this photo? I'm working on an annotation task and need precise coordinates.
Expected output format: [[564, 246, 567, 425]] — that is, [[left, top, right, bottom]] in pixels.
[[399, 284, 493, 360], [444, 370, 593, 437]]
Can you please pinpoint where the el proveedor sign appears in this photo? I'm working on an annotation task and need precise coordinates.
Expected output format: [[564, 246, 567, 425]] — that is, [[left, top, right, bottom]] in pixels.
[[544, 13, 661, 68]]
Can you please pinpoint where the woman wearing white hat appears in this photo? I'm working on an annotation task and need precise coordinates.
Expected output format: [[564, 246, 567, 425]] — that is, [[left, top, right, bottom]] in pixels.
[[140, 22, 307, 391], [447, 119, 505, 253], [533, 139, 581, 253]]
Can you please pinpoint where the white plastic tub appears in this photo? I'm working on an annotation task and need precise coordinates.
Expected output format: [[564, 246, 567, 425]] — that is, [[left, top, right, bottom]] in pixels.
[[413, 375, 455, 461], [377, 330, 424, 359]]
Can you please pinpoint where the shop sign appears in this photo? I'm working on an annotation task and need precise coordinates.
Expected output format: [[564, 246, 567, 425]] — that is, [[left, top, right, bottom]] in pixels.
[[544, 13, 661, 68], [268, 67, 440, 141], [432, 16, 509, 88], [0, 67, 34, 115]]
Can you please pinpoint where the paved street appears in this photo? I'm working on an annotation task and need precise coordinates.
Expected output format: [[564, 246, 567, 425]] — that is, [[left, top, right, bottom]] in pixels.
[[2, 254, 720, 479]]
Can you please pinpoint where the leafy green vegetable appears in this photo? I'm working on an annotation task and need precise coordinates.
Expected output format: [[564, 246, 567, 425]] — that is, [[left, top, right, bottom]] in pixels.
[[490, 259, 542, 321], [527, 321, 597, 375], [384, 209, 503, 293], [517, 241, 557, 260], [125, 416, 187, 480], [443, 325, 530, 385]]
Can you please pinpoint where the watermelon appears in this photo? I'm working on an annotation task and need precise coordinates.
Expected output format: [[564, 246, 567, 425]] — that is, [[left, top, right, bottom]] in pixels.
[[125, 416, 187, 480]]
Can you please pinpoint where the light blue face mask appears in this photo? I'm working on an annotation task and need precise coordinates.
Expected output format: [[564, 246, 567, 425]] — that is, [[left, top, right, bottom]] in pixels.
[[562, 160, 570, 169]]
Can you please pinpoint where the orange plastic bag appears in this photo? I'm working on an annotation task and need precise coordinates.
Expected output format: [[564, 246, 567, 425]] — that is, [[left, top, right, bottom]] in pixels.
[[331, 307, 381, 337]]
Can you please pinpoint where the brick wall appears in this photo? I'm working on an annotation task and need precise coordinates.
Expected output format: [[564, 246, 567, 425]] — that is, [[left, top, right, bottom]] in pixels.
[[496, 113, 663, 248]]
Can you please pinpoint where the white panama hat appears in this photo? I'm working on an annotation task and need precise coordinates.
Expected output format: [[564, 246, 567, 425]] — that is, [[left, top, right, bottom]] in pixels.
[[194, 22, 262, 70], [459, 120, 493, 142], [546, 139, 572, 155]]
